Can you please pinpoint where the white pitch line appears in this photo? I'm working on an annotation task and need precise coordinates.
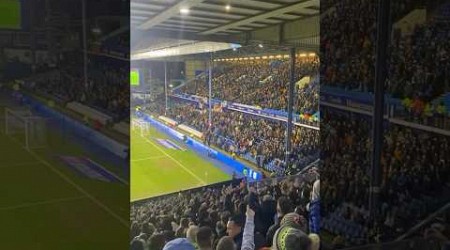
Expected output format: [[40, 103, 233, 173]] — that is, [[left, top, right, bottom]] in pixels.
[[131, 155, 166, 162], [7, 136, 129, 228], [142, 136, 206, 185], [0, 195, 87, 211]]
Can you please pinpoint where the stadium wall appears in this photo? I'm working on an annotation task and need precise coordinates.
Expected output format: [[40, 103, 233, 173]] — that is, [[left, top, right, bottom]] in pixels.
[[136, 111, 263, 181]]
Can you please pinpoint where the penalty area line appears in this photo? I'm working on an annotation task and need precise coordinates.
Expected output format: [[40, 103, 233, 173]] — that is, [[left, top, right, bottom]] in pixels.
[[6, 135, 129, 228], [141, 136, 207, 186]]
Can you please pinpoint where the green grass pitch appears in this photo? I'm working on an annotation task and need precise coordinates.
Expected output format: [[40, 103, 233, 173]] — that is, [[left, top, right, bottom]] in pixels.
[[130, 70, 140, 86], [131, 118, 231, 201], [0, 0, 21, 29], [0, 101, 128, 249]]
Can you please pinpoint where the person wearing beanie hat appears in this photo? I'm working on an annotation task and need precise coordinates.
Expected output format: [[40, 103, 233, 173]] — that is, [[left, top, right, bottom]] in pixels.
[[309, 233, 320, 250], [272, 226, 312, 250], [280, 212, 308, 233], [162, 238, 195, 250]]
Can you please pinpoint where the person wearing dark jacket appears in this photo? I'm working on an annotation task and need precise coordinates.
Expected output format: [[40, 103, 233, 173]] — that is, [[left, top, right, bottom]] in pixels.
[[266, 196, 294, 246], [308, 180, 320, 234], [227, 215, 244, 249]]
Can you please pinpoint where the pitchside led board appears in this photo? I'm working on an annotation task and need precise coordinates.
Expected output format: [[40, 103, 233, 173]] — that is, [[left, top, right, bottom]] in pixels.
[[0, 0, 21, 29], [130, 69, 140, 86]]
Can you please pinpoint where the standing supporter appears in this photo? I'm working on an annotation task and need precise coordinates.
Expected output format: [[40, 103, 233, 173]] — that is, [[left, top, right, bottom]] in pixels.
[[216, 236, 237, 250], [162, 238, 195, 250], [227, 214, 245, 249], [266, 196, 294, 246], [196, 226, 214, 250], [308, 180, 320, 234]]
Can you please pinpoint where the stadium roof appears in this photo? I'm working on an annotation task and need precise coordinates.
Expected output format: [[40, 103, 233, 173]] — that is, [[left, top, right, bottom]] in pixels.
[[131, 0, 319, 60], [131, 0, 319, 35]]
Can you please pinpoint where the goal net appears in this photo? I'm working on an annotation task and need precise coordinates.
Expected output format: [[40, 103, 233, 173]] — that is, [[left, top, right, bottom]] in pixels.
[[132, 119, 150, 137], [4, 108, 48, 150]]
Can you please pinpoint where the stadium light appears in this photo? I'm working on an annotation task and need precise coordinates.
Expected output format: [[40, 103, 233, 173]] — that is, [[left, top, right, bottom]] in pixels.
[[180, 8, 190, 14], [132, 42, 241, 60], [225, 4, 231, 11], [92, 27, 101, 34], [300, 53, 307, 57], [309, 53, 316, 57], [258, 44, 264, 48]]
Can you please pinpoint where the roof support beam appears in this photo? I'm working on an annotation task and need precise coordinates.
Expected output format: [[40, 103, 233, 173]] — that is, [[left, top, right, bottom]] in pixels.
[[200, 0, 318, 35], [131, 28, 241, 49], [138, 0, 208, 30]]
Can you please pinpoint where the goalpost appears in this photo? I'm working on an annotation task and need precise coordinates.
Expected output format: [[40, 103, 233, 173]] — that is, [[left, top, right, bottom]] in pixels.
[[132, 119, 150, 138], [4, 108, 48, 150]]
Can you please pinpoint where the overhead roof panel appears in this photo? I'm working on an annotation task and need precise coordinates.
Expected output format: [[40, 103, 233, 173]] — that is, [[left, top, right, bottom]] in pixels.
[[130, 2, 167, 11], [164, 19, 220, 28], [194, 3, 263, 15], [207, 0, 283, 10]]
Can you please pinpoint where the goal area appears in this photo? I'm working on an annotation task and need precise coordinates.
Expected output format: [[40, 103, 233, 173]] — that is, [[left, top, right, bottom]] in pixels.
[[4, 108, 48, 150], [132, 119, 150, 137]]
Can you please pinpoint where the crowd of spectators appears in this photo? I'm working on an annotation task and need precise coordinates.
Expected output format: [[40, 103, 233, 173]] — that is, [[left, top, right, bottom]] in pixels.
[[321, 0, 449, 128], [320, 106, 450, 246], [164, 101, 319, 176], [321, 0, 428, 91], [130, 171, 320, 250], [23, 53, 129, 120], [182, 57, 319, 116]]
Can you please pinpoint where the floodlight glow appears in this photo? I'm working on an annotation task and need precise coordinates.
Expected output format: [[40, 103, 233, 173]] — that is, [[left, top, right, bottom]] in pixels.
[[131, 42, 242, 60], [258, 44, 263, 48], [180, 8, 189, 14], [225, 4, 231, 11]]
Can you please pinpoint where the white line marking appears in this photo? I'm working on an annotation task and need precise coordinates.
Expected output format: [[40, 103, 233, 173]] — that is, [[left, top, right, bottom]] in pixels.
[[131, 155, 166, 162], [142, 136, 206, 185], [85, 158, 129, 185], [0, 196, 87, 211], [6, 136, 129, 227]]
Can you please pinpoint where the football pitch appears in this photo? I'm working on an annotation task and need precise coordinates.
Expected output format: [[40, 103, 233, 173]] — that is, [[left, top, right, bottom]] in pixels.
[[0, 100, 129, 249], [131, 119, 231, 201]]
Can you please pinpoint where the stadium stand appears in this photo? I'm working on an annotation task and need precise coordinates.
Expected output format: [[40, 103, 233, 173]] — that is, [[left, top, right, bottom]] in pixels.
[[147, 100, 319, 176], [181, 56, 319, 115], [130, 167, 319, 250], [319, 1, 450, 248], [321, 0, 449, 129]]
